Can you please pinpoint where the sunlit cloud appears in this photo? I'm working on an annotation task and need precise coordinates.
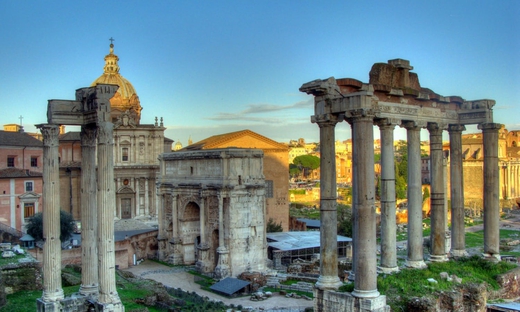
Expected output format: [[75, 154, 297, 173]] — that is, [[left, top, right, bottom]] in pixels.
[[207, 99, 312, 121]]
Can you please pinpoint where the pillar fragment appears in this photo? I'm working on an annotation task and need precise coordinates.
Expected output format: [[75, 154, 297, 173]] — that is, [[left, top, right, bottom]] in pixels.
[[377, 119, 399, 273], [479, 123, 502, 260], [448, 124, 467, 257], [79, 125, 99, 296], [37, 124, 65, 302], [403, 122, 427, 269], [427, 123, 448, 262], [315, 115, 342, 290]]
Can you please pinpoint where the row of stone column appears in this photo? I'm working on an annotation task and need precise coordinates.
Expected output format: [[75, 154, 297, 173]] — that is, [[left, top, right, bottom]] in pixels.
[[38, 123, 122, 310], [315, 116, 502, 298]]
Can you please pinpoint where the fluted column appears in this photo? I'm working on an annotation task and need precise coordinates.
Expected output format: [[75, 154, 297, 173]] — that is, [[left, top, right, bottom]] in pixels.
[[79, 124, 99, 296], [377, 119, 399, 273], [215, 193, 230, 279], [449, 124, 467, 257], [479, 123, 502, 260], [315, 115, 342, 290], [428, 123, 448, 262], [404, 122, 427, 268], [38, 124, 64, 302], [145, 178, 150, 216], [134, 178, 139, 217], [196, 192, 210, 273], [97, 121, 122, 308], [347, 113, 379, 298]]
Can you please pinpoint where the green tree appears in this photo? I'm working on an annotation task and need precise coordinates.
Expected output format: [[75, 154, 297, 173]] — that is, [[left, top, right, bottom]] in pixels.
[[26, 210, 76, 242], [337, 204, 353, 237], [266, 218, 283, 233], [292, 154, 320, 179], [422, 186, 430, 202], [289, 163, 301, 179]]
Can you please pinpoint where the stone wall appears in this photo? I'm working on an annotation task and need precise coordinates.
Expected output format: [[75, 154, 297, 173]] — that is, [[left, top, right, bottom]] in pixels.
[[1, 262, 42, 295]]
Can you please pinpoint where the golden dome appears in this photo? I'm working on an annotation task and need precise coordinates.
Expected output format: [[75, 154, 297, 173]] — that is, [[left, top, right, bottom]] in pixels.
[[91, 42, 142, 124]]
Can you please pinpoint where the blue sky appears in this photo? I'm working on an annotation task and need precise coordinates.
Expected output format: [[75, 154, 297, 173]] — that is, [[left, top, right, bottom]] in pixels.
[[0, 1, 519, 146]]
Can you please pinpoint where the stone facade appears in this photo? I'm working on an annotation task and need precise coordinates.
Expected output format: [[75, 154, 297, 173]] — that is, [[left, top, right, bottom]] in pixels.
[[0, 130, 43, 232], [184, 129, 290, 231], [157, 148, 267, 278]]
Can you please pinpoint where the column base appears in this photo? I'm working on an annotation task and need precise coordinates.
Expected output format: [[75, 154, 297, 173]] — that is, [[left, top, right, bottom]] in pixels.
[[79, 284, 99, 298], [314, 289, 389, 312], [352, 288, 380, 299], [405, 259, 427, 269], [378, 266, 399, 274], [429, 254, 449, 262], [450, 249, 469, 258], [315, 275, 342, 290], [41, 289, 65, 302], [482, 253, 501, 262]]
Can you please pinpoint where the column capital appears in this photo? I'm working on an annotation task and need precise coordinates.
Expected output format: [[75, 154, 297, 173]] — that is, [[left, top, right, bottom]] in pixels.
[[402, 120, 426, 130], [36, 124, 60, 147], [427, 122, 446, 133], [375, 118, 400, 129], [448, 124, 466, 133], [478, 122, 502, 132], [81, 124, 98, 147], [312, 113, 342, 127]]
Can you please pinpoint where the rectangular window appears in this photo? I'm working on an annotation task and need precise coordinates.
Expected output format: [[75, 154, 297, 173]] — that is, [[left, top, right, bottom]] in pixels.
[[265, 180, 274, 198], [24, 203, 35, 219], [25, 181, 33, 192], [31, 157, 38, 167], [122, 148, 129, 161], [7, 156, 15, 167]]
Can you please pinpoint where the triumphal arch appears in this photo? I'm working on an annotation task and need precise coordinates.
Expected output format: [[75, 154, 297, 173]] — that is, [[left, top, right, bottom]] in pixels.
[[36, 85, 123, 311], [300, 59, 500, 311]]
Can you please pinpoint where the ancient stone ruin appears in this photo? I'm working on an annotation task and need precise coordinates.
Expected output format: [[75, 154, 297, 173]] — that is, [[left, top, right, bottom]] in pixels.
[[36, 85, 123, 311], [300, 59, 500, 312]]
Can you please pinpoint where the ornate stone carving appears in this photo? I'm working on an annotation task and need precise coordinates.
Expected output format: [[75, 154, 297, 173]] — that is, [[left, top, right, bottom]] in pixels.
[[81, 125, 98, 147], [37, 124, 60, 147]]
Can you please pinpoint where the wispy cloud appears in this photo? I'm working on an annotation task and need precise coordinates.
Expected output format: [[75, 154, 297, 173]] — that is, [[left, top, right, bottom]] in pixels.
[[207, 99, 312, 121]]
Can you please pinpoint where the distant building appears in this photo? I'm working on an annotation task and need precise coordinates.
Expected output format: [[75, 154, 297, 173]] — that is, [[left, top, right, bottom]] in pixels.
[[0, 130, 43, 231], [57, 43, 173, 222]]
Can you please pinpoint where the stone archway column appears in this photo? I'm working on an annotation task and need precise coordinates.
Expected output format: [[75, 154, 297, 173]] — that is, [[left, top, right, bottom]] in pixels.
[[197, 192, 210, 272], [215, 193, 230, 279], [315, 115, 342, 290], [448, 124, 467, 257], [350, 113, 379, 298], [79, 125, 99, 296], [428, 123, 448, 262], [377, 119, 399, 273], [404, 122, 427, 268], [479, 123, 502, 260], [97, 121, 123, 309], [38, 124, 64, 302]]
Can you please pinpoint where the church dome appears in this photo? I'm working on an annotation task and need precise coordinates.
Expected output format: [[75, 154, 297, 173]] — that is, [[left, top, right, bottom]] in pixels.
[[91, 42, 142, 124]]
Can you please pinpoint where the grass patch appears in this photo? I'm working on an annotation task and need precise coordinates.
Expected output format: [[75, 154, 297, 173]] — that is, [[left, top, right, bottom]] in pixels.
[[263, 286, 314, 299], [340, 256, 516, 311]]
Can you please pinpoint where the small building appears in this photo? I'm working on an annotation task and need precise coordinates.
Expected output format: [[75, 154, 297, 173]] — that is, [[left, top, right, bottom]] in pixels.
[[266, 231, 352, 269]]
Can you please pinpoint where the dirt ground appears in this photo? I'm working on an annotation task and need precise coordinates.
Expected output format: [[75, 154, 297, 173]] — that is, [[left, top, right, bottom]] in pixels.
[[123, 261, 313, 311]]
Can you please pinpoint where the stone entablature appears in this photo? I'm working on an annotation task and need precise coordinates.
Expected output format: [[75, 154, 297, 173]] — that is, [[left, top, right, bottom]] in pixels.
[[157, 148, 267, 279]]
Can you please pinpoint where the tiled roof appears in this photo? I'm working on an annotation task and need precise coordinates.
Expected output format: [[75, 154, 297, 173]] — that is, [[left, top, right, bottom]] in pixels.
[[0, 168, 42, 178], [0, 131, 43, 147], [59, 132, 81, 141], [184, 129, 287, 151]]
